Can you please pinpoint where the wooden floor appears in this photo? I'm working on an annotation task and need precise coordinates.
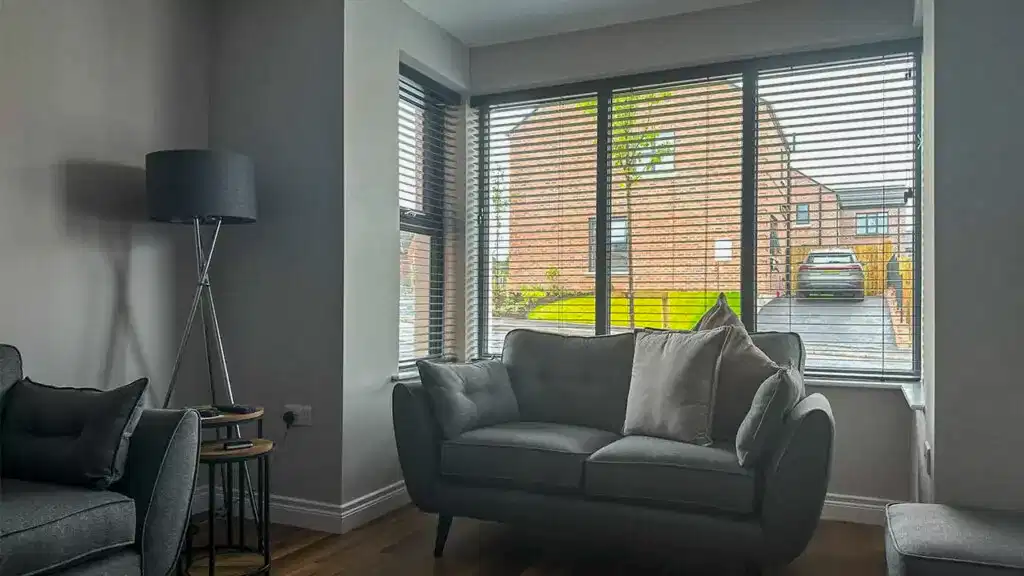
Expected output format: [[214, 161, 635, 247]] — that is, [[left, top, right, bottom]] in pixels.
[[187, 506, 885, 575]]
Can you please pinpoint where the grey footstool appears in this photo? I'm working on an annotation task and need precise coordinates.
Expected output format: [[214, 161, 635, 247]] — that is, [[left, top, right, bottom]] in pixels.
[[886, 503, 1024, 575]]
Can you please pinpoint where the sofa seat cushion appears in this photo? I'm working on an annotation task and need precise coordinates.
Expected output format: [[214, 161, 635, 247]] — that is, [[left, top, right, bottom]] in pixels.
[[584, 436, 756, 515], [0, 479, 136, 576], [441, 422, 620, 493], [885, 503, 1024, 575]]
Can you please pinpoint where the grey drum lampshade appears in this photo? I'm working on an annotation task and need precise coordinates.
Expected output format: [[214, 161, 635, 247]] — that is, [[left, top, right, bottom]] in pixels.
[[146, 149, 256, 224]]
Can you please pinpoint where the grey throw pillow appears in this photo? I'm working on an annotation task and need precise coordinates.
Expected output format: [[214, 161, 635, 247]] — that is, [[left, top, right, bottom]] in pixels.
[[693, 292, 781, 441], [623, 327, 731, 445], [416, 359, 520, 439], [736, 366, 804, 467], [0, 377, 148, 488]]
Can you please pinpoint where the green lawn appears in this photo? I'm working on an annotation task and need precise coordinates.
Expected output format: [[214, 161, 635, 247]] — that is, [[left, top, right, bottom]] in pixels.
[[528, 291, 740, 330]]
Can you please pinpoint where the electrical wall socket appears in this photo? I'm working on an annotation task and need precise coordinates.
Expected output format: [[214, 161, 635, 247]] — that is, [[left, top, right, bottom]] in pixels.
[[284, 404, 312, 427]]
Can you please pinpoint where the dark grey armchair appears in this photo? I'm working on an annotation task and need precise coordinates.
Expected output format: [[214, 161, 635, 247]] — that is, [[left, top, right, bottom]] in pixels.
[[0, 345, 200, 576], [393, 330, 835, 572]]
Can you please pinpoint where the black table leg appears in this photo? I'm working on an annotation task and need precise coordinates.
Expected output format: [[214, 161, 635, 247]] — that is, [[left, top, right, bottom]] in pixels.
[[262, 455, 271, 569], [227, 460, 234, 547], [239, 460, 246, 549], [208, 464, 215, 576], [257, 455, 264, 554]]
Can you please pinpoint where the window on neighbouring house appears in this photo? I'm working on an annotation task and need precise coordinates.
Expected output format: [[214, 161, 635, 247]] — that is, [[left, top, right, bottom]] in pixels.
[[589, 216, 629, 274], [795, 203, 811, 225], [857, 212, 889, 235], [397, 66, 460, 367]]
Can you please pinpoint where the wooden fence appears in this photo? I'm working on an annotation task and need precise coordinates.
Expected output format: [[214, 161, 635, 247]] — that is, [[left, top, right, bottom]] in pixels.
[[896, 255, 913, 323]]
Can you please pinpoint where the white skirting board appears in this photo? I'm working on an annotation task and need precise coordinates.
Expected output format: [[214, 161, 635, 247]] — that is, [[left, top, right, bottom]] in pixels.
[[193, 487, 890, 532], [821, 493, 894, 526], [191, 481, 409, 534]]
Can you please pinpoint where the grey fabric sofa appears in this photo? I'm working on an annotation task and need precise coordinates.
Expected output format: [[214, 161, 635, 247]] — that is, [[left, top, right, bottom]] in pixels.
[[393, 329, 835, 572], [0, 345, 201, 576]]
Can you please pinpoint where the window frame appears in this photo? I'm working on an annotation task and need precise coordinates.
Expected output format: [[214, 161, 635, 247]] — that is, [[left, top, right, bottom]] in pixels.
[[398, 65, 460, 368], [471, 39, 923, 382]]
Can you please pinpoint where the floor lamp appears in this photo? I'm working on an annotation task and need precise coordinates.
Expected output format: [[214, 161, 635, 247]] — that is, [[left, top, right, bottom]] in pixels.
[[146, 149, 260, 520]]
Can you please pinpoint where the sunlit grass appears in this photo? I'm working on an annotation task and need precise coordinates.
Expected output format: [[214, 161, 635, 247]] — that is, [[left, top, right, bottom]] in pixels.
[[528, 291, 740, 330]]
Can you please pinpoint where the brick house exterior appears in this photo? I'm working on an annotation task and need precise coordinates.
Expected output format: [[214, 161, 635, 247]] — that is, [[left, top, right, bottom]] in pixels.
[[499, 82, 908, 299]]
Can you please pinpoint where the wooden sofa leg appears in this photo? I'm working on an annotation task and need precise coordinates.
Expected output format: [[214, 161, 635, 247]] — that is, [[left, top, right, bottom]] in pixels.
[[433, 515, 453, 558]]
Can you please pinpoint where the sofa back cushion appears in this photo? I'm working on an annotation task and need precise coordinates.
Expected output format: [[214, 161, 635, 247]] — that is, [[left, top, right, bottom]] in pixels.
[[623, 328, 731, 445], [750, 332, 804, 371], [1, 378, 148, 488], [736, 365, 805, 467], [416, 359, 519, 439], [502, 330, 635, 433], [0, 344, 23, 399]]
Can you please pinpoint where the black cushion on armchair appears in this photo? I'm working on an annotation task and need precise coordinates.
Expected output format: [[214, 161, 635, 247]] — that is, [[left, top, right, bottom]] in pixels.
[[1, 377, 148, 489]]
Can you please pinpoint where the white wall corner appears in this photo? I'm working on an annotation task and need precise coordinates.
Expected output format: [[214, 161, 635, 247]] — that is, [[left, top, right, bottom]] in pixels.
[[340, 481, 410, 533]]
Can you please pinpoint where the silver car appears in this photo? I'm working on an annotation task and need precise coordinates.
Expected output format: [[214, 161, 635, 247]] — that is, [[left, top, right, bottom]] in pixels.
[[796, 249, 865, 300]]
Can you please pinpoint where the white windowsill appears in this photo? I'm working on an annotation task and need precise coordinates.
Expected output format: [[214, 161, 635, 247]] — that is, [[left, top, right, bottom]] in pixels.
[[901, 381, 925, 411], [394, 360, 926, 409], [805, 375, 926, 411], [804, 375, 911, 391]]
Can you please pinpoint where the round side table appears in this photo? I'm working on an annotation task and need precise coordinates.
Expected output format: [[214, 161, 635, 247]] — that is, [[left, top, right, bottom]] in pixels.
[[180, 407, 272, 576], [194, 439, 275, 576], [197, 405, 265, 430]]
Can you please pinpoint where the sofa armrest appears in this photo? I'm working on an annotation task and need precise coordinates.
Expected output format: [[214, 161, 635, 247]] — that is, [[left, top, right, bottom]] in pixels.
[[392, 382, 443, 513], [114, 409, 200, 576], [759, 393, 835, 566]]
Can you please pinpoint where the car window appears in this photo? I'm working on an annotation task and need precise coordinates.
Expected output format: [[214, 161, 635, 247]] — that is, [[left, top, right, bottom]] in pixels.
[[807, 253, 855, 264]]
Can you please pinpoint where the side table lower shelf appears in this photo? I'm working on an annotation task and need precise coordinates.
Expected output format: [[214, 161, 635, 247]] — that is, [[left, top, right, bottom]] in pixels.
[[184, 439, 274, 576]]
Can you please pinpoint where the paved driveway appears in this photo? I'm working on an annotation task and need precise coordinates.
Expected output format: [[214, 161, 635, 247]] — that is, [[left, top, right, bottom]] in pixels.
[[756, 296, 911, 372], [489, 296, 911, 373]]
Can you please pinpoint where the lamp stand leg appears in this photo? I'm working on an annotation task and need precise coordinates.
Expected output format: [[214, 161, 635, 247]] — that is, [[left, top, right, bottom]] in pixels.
[[161, 218, 220, 410], [163, 220, 262, 529]]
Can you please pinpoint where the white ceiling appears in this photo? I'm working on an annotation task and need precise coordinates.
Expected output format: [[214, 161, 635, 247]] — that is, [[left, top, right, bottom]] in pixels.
[[403, 0, 761, 47]]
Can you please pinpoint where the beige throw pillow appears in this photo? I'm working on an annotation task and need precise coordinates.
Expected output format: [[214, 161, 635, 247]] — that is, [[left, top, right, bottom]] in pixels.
[[693, 293, 782, 441], [622, 327, 731, 446]]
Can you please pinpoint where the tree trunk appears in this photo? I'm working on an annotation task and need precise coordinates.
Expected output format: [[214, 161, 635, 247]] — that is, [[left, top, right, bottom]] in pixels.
[[626, 185, 635, 329]]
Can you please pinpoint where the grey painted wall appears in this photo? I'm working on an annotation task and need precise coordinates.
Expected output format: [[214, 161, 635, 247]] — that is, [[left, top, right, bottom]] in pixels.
[[470, 0, 919, 95], [0, 0, 209, 401], [809, 386, 912, 501], [206, 0, 345, 504], [928, 0, 1024, 511]]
